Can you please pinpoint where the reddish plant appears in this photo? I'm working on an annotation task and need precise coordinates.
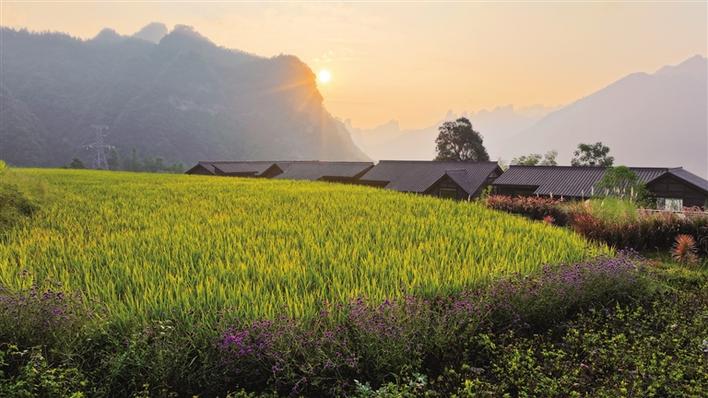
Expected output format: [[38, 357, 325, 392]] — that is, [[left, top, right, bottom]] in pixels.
[[671, 234, 698, 264], [569, 211, 601, 238], [486, 195, 568, 225]]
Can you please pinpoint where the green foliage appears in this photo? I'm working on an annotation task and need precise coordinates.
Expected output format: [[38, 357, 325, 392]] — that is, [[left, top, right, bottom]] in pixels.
[[585, 197, 638, 223], [434, 117, 490, 161], [595, 165, 647, 202], [511, 150, 558, 166], [118, 149, 184, 173], [0, 169, 604, 324], [357, 264, 708, 398], [68, 158, 85, 169], [571, 142, 614, 166], [454, 290, 707, 397], [487, 195, 708, 257], [0, 345, 88, 398], [0, 173, 39, 234]]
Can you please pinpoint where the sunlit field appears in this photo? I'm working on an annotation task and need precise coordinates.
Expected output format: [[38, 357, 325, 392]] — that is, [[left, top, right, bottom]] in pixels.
[[0, 169, 608, 324]]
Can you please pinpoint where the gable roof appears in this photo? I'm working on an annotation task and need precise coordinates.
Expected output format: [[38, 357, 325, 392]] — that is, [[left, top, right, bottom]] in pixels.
[[666, 168, 708, 193], [186, 161, 217, 174], [493, 165, 708, 197], [211, 161, 280, 176], [186, 161, 279, 176], [273, 161, 374, 180], [359, 160, 501, 196]]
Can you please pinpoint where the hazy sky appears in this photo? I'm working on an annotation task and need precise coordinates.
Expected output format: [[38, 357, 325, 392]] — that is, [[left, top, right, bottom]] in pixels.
[[2, 2, 706, 129]]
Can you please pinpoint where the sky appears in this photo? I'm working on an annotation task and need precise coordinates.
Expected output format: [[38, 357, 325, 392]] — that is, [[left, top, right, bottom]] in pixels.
[[2, 1, 706, 129]]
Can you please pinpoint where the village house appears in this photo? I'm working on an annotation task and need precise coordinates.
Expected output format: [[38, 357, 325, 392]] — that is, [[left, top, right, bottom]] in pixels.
[[186, 160, 374, 182], [492, 165, 708, 209], [272, 161, 374, 182], [356, 160, 503, 200], [185, 161, 285, 178]]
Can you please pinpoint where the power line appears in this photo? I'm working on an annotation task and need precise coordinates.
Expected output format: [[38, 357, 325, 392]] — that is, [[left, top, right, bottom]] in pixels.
[[86, 125, 115, 170]]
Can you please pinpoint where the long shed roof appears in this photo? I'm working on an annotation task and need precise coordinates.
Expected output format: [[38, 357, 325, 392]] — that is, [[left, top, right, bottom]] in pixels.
[[359, 160, 501, 195], [273, 161, 374, 180], [210, 161, 279, 176], [493, 165, 708, 197]]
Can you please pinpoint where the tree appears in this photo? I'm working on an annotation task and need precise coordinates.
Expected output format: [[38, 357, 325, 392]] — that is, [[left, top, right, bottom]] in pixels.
[[511, 150, 558, 166], [511, 153, 542, 166], [68, 158, 85, 169], [107, 148, 120, 170], [123, 148, 140, 171], [595, 166, 647, 201], [434, 117, 489, 161], [571, 142, 614, 166]]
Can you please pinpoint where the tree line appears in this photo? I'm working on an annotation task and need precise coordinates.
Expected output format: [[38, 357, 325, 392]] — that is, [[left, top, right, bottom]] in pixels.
[[434, 117, 614, 167], [434, 117, 645, 201], [66, 148, 184, 173]]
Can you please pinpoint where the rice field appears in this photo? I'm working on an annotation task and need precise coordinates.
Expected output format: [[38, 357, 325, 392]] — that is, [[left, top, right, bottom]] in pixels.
[[0, 169, 609, 324]]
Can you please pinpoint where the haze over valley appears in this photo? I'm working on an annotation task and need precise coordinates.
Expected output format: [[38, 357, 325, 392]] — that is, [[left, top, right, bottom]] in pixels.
[[352, 55, 708, 177]]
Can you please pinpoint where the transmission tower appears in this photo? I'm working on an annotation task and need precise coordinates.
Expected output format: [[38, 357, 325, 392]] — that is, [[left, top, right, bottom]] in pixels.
[[86, 125, 114, 170]]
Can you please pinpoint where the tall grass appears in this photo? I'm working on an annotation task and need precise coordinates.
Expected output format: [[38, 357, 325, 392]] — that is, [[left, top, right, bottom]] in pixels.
[[583, 197, 638, 223], [0, 169, 609, 326]]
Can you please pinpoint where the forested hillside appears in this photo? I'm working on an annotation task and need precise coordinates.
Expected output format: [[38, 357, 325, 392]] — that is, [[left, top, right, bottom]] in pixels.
[[0, 25, 367, 168]]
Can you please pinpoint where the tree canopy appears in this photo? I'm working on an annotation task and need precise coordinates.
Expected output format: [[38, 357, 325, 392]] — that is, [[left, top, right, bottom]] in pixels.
[[511, 150, 558, 166], [571, 142, 614, 166], [595, 166, 647, 201], [434, 117, 489, 162]]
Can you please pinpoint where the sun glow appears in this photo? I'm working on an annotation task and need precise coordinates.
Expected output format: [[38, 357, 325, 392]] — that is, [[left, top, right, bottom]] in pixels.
[[317, 69, 332, 84]]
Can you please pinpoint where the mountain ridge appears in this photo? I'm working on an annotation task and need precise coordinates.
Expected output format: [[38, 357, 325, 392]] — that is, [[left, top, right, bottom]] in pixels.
[[507, 55, 707, 177], [0, 24, 367, 167]]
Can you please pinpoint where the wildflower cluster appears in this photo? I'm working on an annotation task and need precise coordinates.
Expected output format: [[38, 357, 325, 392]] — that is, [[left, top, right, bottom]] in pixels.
[[218, 254, 646, 395]]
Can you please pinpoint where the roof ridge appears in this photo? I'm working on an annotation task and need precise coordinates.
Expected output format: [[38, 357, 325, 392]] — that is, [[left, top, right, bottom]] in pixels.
[[379, 160, 498, 164], [508, 165, 675, 170]]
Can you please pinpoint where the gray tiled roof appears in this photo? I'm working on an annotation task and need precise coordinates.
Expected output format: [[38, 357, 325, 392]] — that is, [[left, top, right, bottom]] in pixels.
[[192, 161, 217, 174], [668, 168, 708, 193], [210, 161, 278, 176], [492, 165, 708, 197], [359, 160, 501, 195], [273, 161, 374, 180]]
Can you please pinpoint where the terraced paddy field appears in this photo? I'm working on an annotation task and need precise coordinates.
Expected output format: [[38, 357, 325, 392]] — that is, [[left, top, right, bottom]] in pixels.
[[0, 169, 608, 324]]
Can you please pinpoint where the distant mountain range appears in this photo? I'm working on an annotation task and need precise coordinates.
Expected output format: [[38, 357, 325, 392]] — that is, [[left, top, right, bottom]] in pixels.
[[351, 55, 707, 178], [509, 55, 707, 178], [0, 24, 367, 168], [348, 105, 557, 162]]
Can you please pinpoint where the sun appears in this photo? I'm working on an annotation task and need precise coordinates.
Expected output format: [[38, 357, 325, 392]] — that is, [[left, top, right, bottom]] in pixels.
[[317, 69, 332, 84]]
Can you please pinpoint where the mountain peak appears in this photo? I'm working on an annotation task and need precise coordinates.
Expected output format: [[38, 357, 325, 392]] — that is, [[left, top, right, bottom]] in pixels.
[[655, 54, 707, 78], [158, 25, 214, 51], [92, 28, 124, 43], [133, 22, 168, 44]]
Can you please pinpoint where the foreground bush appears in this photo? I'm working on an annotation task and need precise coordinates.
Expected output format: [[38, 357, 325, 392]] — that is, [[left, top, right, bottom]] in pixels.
[[485, 195, 569, 225], [0, 255, 653, 397], [486, 195, 708, 257], [0, 182, 38, 234], [217, 255, 647, 396], [357, 280, 707, 397], [569, 206, 708, 257]]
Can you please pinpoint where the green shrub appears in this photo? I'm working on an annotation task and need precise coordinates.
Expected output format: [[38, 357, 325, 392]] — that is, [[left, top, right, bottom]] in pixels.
[[586, 197, 638, 223], [0, 183, 38, 232], [366, 266, 707, 397], [0, 344, 88, 398], [453, 288, 707, 397]]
